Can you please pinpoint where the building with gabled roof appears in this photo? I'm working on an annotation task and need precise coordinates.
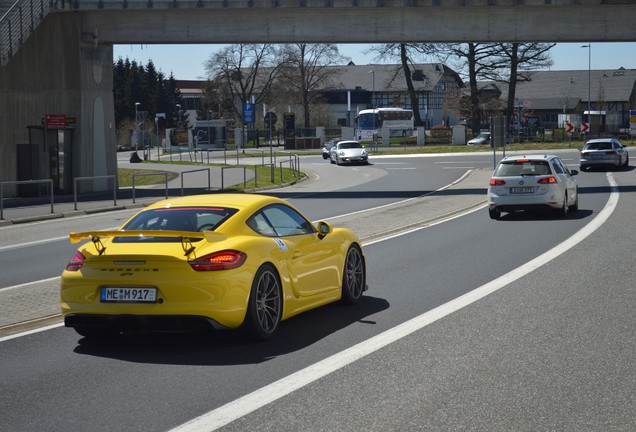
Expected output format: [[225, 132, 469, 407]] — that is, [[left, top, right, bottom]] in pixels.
[[480, 68, 636, 135]]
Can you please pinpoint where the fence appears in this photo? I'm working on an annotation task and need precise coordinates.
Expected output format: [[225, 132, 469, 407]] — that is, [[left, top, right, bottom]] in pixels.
[[0, 179, 53, 219]]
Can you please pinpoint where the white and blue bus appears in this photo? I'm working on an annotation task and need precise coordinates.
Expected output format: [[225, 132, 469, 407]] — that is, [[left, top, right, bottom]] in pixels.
[[355, 107, 414, 141]]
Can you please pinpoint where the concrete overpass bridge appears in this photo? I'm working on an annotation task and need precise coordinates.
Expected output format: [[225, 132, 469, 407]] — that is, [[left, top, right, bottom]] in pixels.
[[1, 0, 635, 193]]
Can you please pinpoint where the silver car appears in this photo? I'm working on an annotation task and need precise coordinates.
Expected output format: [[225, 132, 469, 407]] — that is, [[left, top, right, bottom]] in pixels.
[[330, 140, 368, 165], [580, 138, 629, 171], [488, 154, 579, 220], [467, 132, 490, 146]]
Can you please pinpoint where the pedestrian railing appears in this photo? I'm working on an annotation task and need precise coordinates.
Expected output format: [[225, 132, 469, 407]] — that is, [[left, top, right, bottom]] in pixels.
[[73, 175, 117, 210], [0, 179, 53, 219], [180, 168, 211, 195], [220, 166, 246, 190], [131, 172, 168, 203]]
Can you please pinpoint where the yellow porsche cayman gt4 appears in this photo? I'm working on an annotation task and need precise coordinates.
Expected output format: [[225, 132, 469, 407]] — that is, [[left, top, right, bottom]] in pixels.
[[60, 194, 367, 340]]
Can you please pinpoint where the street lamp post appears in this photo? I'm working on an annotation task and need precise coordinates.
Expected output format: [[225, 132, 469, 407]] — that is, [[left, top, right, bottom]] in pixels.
[[581, 44, 591, 131], [207, 109, 212, 149], [369, 69, 376, 144], [134, 102, 140, 151]]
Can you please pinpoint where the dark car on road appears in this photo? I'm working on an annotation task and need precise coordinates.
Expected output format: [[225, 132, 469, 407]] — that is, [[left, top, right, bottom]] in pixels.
[[322, 138, 342, 160]]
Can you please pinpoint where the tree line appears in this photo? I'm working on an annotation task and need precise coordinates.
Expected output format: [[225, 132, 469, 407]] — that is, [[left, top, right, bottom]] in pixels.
[[113, 57, 185, 143], [115, 43, 554, 137]]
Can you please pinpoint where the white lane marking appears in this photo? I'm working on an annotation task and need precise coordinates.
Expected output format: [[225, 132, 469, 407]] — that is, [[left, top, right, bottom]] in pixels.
[[0, 276, 60, 292], [0, 236, 68, 251], [0, 323, 63, 343], [170, 176, 618, 432], [0, 226, 119, 251]]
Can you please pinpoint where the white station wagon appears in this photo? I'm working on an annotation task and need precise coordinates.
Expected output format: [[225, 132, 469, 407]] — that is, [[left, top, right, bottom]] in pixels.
[[488, 154, 579, 220]]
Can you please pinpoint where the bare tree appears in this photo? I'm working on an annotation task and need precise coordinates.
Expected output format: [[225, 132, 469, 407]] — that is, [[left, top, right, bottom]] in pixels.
[[443, 43, 508, 134], [277, 44, 346, 128], [490, 43, 555, 131], [366, 43, 445, 127], [204, 44, 282, 126]]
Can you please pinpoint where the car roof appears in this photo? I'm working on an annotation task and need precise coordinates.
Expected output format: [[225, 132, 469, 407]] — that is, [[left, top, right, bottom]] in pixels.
[[585, 138, 614, 143], [500, 154, 558, 162], [144, 193, 283, 212]]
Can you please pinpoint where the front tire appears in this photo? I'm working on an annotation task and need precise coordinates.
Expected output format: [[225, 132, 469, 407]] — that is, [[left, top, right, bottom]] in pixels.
[[243, 264, 282, 340], [341, 244, 365, 304]]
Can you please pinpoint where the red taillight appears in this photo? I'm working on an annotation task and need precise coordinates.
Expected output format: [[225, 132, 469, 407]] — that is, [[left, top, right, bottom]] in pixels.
[[606, 151, 617, 155], [66, 251, 86, 271], [189, 250, 247, 271], [537, 176, 557, 184], [581, 152, 588, 156], [490, 178, 506, 186]]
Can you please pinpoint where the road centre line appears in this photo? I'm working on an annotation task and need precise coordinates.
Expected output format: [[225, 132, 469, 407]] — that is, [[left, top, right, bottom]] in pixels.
[[0, 226, 119, 251], [323, 170, 473, 222], [170, 175, 618, 432]]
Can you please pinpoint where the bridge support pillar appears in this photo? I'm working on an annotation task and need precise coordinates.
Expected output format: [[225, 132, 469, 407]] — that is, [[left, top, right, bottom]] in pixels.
[[0, 14, 116, 194]]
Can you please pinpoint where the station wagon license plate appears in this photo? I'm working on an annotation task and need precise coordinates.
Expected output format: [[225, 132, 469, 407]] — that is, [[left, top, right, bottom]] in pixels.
[[100, 287, 157, 303], [510, 186, 534, 194]]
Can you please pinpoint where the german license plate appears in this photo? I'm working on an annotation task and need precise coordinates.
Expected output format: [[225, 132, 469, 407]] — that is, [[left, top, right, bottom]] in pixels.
[[510, 187, 534, 194], [100, 287, 157, 303]]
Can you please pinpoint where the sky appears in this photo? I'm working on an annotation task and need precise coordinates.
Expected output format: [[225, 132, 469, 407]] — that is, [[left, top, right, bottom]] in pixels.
[[113, 42, 636, 81]]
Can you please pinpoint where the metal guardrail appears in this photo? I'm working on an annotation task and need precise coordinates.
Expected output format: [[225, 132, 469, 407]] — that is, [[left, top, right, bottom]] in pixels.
[[0, 0, 52, 66], [253, 163, 274, 188], [73, 175, 117, 210], [220, 166, 246, 190], [0, 179, 53, 219], [131, 171, 168, 203], [180, 168, 211, 195]]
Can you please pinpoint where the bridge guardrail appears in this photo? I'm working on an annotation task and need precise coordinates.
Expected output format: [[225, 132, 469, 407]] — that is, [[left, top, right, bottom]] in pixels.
[[0, 0, 52, 66]]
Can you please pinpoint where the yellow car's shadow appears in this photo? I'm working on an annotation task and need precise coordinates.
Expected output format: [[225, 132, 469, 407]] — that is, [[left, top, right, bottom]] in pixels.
[[73, 295, 390, 365]]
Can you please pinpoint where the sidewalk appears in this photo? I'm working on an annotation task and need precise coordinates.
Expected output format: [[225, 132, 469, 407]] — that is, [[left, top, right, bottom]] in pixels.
[[0, 161, 490, 337], [0, 154, 258, 226]]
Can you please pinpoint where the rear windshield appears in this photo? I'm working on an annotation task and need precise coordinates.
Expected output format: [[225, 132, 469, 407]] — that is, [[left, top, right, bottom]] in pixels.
[[339, 142, 362, 149], [114, 206, 238, 243], [584, 141, 613, 150], [494, 160, 551, 176]]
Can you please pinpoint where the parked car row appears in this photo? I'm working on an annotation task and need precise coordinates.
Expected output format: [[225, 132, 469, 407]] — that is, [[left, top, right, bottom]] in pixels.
[[487, 138, 629, 220]]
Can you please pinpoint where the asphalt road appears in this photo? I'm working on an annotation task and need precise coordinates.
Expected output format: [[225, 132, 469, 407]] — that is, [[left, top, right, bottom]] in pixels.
[[1, 151, 634, 431]]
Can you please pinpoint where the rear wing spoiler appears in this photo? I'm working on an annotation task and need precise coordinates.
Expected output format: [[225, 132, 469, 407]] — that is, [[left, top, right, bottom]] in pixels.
[[69, 230, 226, 244]]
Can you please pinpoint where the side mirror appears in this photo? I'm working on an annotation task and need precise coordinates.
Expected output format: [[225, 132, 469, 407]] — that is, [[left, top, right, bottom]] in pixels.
[[316, 221, 333, 239], [570, 169, 579, 176]]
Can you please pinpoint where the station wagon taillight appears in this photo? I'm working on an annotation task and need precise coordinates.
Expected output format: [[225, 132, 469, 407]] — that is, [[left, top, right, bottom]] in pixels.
[[537, 177, 557, 184], [189, 250, 247, 271], [490, 179, 506, 186]]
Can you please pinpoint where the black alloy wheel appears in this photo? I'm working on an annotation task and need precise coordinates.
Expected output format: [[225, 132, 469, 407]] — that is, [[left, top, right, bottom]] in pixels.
[[244, 264, 282, 340]]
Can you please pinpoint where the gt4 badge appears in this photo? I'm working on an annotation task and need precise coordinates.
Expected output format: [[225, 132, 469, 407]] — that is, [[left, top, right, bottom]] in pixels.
[[273, 238, 288, 252]]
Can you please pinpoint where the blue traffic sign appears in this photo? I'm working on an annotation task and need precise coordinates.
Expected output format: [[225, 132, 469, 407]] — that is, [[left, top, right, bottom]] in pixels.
[[243, 103, 255, 124]]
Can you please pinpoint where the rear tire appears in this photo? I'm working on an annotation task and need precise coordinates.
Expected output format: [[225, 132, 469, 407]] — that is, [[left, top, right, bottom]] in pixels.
[[489, 208, 501, 220], [559, 193, 569, 218], [570, 192, 579, 212], [243, 264, 282, 341]]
